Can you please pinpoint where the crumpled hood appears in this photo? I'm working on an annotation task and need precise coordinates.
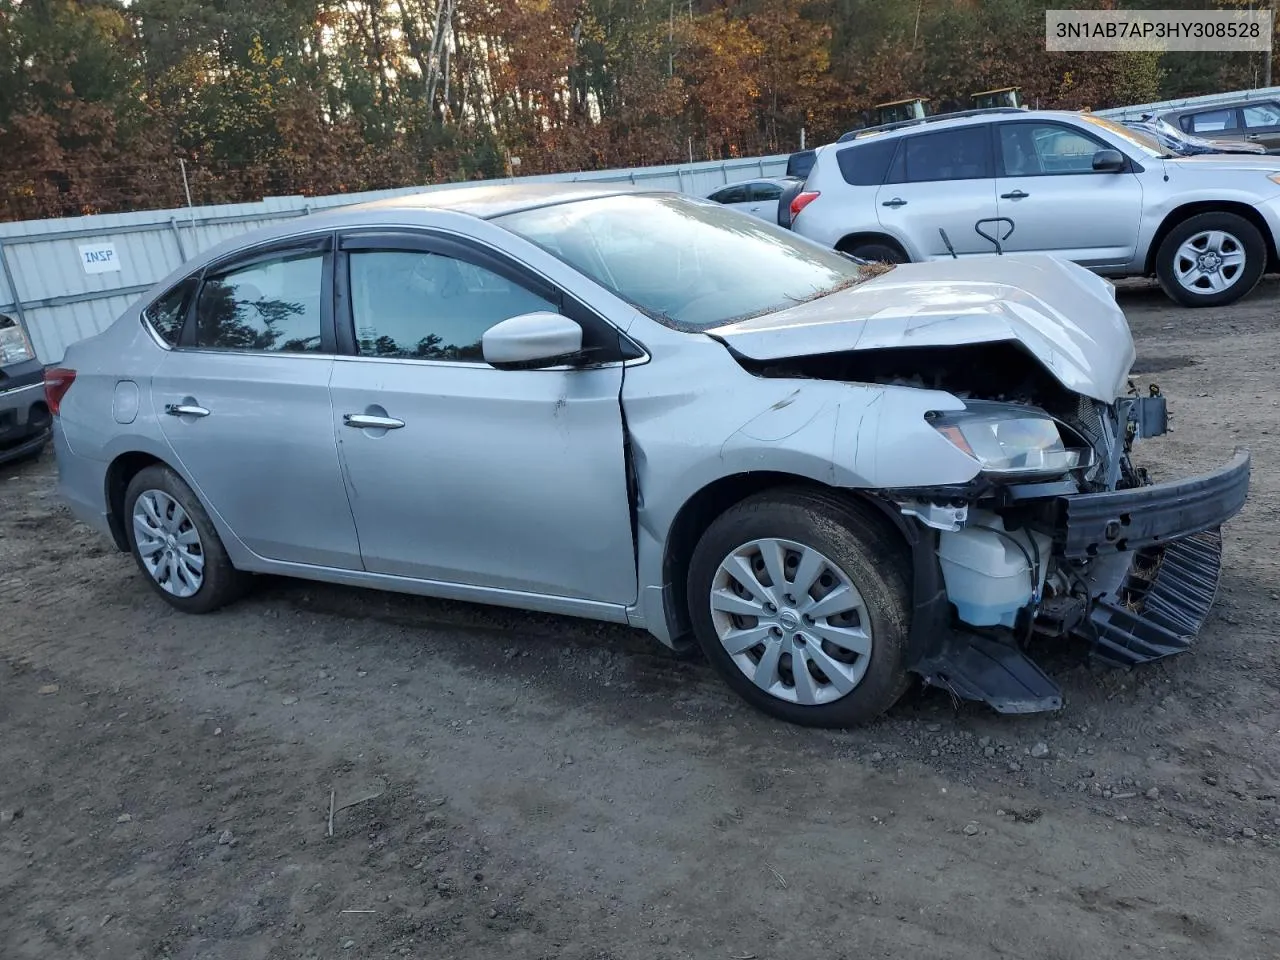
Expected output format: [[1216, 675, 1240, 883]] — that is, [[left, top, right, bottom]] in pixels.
[[706, 253, 1136, 402]]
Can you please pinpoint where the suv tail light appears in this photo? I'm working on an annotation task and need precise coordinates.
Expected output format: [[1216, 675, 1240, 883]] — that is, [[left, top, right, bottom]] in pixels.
[[790, 190, 820, 220], [43, 367, 76, 416]]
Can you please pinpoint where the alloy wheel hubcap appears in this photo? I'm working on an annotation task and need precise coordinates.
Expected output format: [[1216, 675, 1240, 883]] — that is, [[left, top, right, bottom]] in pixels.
[[1174, 230, 1245, 294], [709, 538, 872, 706], [132, 489, 205, 598]]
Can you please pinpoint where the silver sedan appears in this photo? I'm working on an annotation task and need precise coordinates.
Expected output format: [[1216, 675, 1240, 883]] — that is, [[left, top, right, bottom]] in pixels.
[[49, 184, 1248, 726]]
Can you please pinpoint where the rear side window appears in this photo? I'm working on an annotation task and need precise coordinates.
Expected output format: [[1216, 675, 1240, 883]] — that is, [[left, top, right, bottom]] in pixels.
[[835, 138, 899, 186], [1188, 109, 1236, 133], [195, 253, 325, 353], [143, 277, 197, 346], [897, 126, 992, 182], [710, 185, 748, 204]]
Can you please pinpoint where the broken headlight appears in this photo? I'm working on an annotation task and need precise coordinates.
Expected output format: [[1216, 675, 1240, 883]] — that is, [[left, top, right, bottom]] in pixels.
[[929, 401, 1092, 479]]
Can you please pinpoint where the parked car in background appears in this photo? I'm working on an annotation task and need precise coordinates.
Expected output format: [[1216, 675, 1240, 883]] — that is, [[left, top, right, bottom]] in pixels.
[[705, 178, 797, 221], [1123, 114, 1266, 156], [1162, 98, 1280, 152], [0, 315, 50, 466], [50, 185, 1249, 727], [789, 109, 1280, 306]]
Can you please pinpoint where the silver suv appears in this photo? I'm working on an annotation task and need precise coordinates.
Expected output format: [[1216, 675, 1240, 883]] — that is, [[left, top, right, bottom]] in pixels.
[[790, 109, 1280, 307]]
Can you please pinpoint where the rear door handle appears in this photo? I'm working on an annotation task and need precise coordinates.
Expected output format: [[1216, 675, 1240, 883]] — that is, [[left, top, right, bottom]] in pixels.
[[881, 197, 908, 208], [164, 403, 210, 418], [1000, 189, 1029, 199], [343, 413, 405, 430]]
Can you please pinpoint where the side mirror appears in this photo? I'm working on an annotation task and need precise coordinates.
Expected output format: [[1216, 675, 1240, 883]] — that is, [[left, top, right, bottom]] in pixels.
[[482, 312, 584, 371], [1092, 148, 1126, 173]]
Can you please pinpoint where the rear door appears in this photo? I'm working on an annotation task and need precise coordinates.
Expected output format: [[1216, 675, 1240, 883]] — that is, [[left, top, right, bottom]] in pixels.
[[874, 124, 1000, 258], [151, 234, 362, 570], [746, 181, 784, 220], [993, 119, 1144, 267]]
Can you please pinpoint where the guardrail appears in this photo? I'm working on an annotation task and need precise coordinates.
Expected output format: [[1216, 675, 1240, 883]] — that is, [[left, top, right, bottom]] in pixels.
[[0, 154, 788, 363], [1093, 85, 1280, 121]]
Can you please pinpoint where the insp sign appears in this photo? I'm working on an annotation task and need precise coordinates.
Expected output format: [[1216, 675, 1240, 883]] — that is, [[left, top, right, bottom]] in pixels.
[[78, 242, 121, 274]]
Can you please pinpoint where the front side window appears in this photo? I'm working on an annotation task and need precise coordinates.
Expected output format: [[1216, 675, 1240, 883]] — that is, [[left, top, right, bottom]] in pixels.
[[495, 193, 877, 330], [195, 253, 324, 352], [899, 126, 992, 182], [750, 182, 784, 201], [1000, 123, 1107, 175], [143, 276, 197, 346], [348, 250, 556, 361], [1243, 103, 1280, 128]]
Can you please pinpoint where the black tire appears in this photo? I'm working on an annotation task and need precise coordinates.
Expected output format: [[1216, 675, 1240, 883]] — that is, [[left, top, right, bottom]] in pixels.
[[686, 488, 912, 728], [123, 464, 246, 613], [844, 241, 907, 265], [1155, 211, 1265, 307]]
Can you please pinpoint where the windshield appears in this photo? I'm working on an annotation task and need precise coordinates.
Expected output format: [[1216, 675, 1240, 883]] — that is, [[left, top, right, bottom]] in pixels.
[[494, 194, 875, 329], [1078, 113, 1165, 157]]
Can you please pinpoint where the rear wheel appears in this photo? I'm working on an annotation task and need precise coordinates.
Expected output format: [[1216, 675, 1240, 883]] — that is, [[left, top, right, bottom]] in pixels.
[[124, 465, 245, 613], [1155, 212, 1264, 307], [686, 489, 912, 727], [844, 241, 906, 264]]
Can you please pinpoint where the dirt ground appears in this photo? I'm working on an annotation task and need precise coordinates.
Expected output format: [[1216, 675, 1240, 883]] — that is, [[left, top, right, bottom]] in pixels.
[[2, 278, 1278, 960]]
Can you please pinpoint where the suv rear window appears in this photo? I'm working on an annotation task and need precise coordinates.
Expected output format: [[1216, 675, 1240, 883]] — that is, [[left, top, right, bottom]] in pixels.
[[835, 138, 898, 186]]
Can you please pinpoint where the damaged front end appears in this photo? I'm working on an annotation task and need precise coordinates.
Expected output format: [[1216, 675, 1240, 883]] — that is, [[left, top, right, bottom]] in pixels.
[[742, 342, 1251, 714], [896, 381, 1249, 714]]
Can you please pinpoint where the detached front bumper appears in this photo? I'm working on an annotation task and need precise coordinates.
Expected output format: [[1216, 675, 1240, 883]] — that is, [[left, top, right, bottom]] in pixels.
[[1034, 448, 1251, 560], [910, 450, 1251, 714]]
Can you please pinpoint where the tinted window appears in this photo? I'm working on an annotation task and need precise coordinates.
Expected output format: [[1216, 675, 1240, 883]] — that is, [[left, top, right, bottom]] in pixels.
[[348, 250, 555, 362], [143, 276, 197, 346], [711, 185, 748, 204], [750, 182, 784, 201], [999, 123, 1105, 175], [900, 127, 991, 182], [1243, 103, 1280, 128], [1189, 109, 1236, 133], [196, 253, 324, 352], [786, 150, 816, 178], [836, 138, 899, 185], [496, 194, 876, 330]]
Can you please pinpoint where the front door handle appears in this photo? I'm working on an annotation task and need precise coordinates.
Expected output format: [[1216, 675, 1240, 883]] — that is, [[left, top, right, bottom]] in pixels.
[[1000, 189, 1030, 199], [881, 197, 908, 208], [165, 403, 210, 418], [343, 413, 405, 430]]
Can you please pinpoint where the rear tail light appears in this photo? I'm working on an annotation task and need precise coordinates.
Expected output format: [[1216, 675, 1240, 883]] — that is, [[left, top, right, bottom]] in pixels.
[[790, 190, 820, 220], [43, 367, 76, 416]]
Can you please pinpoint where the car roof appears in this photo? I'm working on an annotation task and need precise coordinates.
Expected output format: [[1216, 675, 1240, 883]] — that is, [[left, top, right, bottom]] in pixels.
[[345, 181, 662, 220], [1162, 99, 1267, 118], [834, 108, 1090, 146]]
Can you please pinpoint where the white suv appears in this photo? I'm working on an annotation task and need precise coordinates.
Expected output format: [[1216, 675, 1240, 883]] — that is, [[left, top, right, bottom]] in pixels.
[[790, 109, 1280, 307]]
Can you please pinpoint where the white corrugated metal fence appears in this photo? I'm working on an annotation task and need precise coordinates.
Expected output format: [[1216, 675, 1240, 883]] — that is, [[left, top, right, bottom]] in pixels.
[[0, 154, 788, 363]]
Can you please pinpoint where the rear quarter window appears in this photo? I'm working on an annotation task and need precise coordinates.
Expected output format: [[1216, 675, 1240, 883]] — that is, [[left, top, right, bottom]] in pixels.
[[835, 138, 899, 186], [142, 277, 198, 346]]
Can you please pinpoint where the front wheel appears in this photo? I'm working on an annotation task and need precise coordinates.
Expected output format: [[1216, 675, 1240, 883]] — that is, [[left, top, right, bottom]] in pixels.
[[1155, 212, 1265, 307], [686, 489, 912, 727], [124, 464, 246, 613]]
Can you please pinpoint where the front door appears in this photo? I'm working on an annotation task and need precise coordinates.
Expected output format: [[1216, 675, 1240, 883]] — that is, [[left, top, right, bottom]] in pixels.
[[153, 234, 363, 569], [875, 124, 1000, 258], [1241, 102, 1280, 151], [993, 120, 1144, 267], [328, 231, 637, 603]]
